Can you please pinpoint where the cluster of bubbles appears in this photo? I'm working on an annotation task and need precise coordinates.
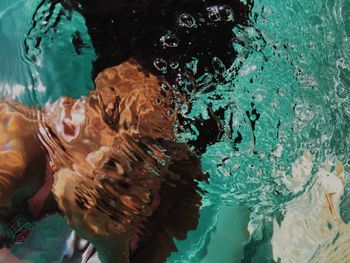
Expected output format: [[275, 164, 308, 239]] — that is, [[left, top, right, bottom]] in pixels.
[[206, 5, 234, 22], [151, 2, 340, 214], [153, 4, 235, 74]]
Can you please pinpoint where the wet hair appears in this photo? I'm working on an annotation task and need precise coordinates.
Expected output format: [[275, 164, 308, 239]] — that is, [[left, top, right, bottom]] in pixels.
[[61, 0, 253, 77], [63, 0, 253, 153], [36, 0, 253, 153]]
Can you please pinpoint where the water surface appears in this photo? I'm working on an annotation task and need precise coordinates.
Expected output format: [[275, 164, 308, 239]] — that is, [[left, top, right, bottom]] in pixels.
[[0, 0, 349, 262]]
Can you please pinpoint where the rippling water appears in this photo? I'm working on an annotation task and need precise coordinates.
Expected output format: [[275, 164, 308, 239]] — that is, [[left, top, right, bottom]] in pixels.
[[0, 0, 349, 262], [0, 0, 95, 105]]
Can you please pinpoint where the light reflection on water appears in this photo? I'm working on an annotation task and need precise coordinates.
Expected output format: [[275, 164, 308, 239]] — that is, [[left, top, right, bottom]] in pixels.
[[0, 0, 349, 262]]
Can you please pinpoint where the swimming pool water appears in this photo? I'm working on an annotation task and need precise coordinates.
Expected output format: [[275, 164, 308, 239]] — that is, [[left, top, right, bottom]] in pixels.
[[0, 0, 349, 262]]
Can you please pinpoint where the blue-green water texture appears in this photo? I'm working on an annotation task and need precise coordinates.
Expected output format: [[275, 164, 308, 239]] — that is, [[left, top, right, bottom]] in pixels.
[[1, 0, 350, 262]]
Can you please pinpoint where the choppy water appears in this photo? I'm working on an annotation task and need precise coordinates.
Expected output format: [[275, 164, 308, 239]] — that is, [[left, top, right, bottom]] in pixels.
[[0, 0, 349, 262]]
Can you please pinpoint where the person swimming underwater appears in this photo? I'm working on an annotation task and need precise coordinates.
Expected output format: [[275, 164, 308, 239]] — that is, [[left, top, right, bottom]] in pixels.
[[3, 0, 254, 261], [0, 60, 206, 263], [26, 0, 253, 153]]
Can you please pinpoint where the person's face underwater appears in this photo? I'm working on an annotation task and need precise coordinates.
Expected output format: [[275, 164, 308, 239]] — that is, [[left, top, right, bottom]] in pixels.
[[0, 61, 206, 262]]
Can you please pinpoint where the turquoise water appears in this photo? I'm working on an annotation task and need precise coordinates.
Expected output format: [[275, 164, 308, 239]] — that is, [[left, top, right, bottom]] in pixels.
[[0, 0, 95, 105], [1, 0, 350, 262]]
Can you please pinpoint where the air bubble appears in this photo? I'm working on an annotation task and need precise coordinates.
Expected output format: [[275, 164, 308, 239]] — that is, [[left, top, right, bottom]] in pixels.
[[169, 61, 179, 69], [207, 5, 234, 22], [160, 83, 170, 92], [207, 6, 221, 21], [178, 13, 197, 28], [176, 75, 186, 86], [160, 32, 179, 48], [180, 104, 188, 114], [218, 5, 234, 21], [153, 58, 168, 72]]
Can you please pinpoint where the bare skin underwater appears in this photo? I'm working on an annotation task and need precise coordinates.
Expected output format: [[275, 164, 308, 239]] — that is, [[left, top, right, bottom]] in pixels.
[[0, 60, 206, 263]]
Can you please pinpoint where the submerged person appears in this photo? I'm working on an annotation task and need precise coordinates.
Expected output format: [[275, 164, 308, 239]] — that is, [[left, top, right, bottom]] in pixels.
[[27, 0, 253, 153], [0, 60, 206, 262], [11, 1, 255, 261]]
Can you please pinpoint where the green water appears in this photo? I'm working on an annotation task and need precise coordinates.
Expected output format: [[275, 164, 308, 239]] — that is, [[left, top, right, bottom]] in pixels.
[[0, 0, 349, 262], [0, 0, 95, 105]]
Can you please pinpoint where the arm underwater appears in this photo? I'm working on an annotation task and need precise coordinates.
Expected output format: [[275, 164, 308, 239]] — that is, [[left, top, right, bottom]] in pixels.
[[0, 60, 207, 263]]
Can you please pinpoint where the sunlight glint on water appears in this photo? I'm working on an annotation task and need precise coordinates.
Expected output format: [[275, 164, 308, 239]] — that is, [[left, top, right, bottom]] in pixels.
[[0, 0, 349, 261]]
